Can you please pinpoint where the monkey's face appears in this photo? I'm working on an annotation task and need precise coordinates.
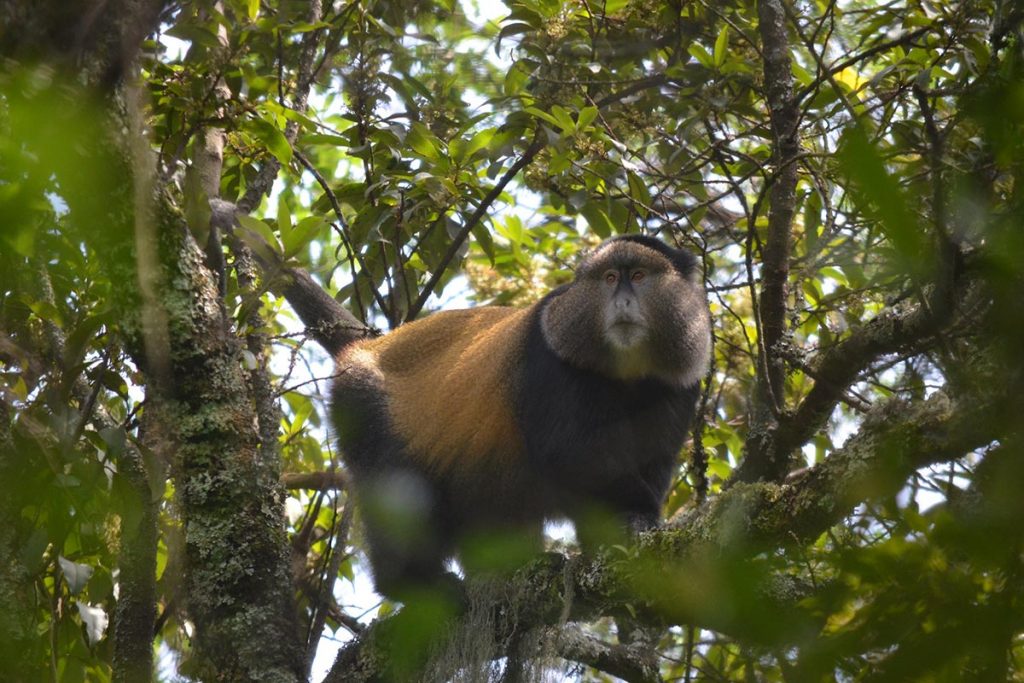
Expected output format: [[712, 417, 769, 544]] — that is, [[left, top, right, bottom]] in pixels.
[[600, 266, 655, 351], [541, 236, 710, 385]]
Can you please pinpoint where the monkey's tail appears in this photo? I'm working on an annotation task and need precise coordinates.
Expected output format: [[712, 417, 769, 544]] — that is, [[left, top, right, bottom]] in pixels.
[[282, 267, 372, 357]]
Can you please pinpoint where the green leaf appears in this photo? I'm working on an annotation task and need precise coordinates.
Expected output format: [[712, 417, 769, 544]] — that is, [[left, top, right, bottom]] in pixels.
[[164, 23, 222, 49], [523, 106, 560, 128], [688, 43, 714, 69], [23, 297, 63, 326], [550, 105, 577, 133], [792, 61, 815, 86], [365, 14, 398, 37], [626, 171, 651, 216], [379, 73, 424, 112], [289, 399, 314, 434], [503, 60, 532, 96], [406, 122, 443, 161], [802, 278, 822, 305], [497, 215, 526, 245], [714, 26, 730, 68], [264, 100, 319, 130], [300, 133, 349, 147], [580, 202, 614, 238], [707, 456, 733, 479], [20, 528, 48, 573], [576, 106, 598, 130], [11, 375, 28, 402], [505, 5, 543, 27], [820, 266, 849, 287], [548, 149, 571, 174], [283, 216, 328, 258], [249, 117, 292, 165], [276, 196, 292, 238], [463, 128, 495, 162], [472, 223, 496, 262], [236, 214, 282, 261], [496, 22, 535, 54], [2, 216, 35, 256]]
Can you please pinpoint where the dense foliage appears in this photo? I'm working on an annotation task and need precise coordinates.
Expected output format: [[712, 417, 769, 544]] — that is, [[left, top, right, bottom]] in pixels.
[[2, 0, 1024, 680]]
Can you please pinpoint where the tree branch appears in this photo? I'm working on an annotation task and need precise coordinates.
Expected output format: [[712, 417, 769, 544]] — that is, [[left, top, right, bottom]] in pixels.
[[305, 497, 355, 678], [210, 198, 371, 357], [731, 292, 950, 484], [743, 0, 802, 481], [794, 26, 932, 105], [326, 382, 1002, 681], [95, 179, 306, 678], [238, 0, 325, 212], [553, 625, 660, 683], [684, 390, 998, 554], [282, 268, 372, 357]]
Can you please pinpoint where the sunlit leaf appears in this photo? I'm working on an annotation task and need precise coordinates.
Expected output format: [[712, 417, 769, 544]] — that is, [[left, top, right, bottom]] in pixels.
[[523, 106, 560, 128], [406, 122, 444, 161], [75, 603, 108, 645], [576, 106, 598, 130], [59, 557, 93, 595], [714, 26, 730, 68], [249, 117, 292, 165]]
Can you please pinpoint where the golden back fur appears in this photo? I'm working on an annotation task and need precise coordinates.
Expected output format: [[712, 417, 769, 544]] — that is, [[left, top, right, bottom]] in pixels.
[[337, 307, 532, 473]]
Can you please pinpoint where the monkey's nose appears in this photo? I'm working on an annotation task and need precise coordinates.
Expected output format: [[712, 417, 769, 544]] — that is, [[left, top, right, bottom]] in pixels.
[[614, 294, 636, 311]]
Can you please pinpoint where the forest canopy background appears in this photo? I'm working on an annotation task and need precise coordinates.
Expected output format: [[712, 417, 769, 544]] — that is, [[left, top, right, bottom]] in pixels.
[[2, 0, 1024, 681]]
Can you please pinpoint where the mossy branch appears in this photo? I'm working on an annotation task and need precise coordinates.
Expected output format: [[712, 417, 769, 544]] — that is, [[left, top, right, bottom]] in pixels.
[[324, 387, 999, 681]]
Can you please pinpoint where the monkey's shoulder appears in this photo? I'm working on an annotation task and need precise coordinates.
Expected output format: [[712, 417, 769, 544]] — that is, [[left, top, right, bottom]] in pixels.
[[336, 305, 534, 472]]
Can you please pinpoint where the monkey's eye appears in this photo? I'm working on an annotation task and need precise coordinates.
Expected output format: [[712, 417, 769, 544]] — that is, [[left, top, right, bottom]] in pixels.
[[604, 271, 618, 285], [631, 270, 646, 283]]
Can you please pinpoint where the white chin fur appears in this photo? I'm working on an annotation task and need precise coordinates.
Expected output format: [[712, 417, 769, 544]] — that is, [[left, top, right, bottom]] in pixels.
[[603, 323, 711, 387], [605, 324, 646, 350]]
